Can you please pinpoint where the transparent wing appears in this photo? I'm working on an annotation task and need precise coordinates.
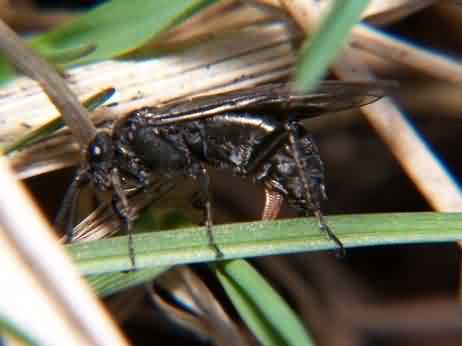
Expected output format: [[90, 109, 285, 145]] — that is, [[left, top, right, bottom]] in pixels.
[[140, 80, 396, 126]]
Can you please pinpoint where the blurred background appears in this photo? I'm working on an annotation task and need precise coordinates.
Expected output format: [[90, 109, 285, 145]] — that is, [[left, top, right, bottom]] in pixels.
[[5, 1, 462, 345]]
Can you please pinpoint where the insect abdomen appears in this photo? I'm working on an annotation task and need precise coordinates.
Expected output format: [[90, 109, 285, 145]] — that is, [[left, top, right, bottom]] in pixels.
[[263, 127, 326, 213]]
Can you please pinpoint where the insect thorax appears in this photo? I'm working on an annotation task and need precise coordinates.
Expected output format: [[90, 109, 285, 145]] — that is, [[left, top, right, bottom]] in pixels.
[[113, 112, 278, 177]]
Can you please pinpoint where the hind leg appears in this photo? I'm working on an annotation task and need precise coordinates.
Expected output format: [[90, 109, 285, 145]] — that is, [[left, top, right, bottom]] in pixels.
[[285, 121, 345, 256]]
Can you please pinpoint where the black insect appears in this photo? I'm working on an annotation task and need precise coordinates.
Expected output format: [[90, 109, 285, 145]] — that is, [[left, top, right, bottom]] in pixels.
[[63, 81, 390, 267]]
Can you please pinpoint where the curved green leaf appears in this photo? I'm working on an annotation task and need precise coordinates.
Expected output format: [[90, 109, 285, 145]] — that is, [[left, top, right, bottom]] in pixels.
[[31, 0, 214, 65], [211, 260, 313, 346], [0, 0, 216, 80], [68, 212, 462, 275]]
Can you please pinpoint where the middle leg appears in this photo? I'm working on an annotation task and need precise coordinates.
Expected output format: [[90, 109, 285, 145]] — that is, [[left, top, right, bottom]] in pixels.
[[193, 163, 224, 259]]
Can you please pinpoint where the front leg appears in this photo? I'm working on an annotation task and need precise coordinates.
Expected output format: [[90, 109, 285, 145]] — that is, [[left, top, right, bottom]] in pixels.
[[111, 168, 138, 268]]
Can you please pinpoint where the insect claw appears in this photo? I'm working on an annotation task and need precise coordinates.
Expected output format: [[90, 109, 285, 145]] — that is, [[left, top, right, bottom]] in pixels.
[[314, 210, 345, 258], [205, 222, 224, 259], [205, 217, 224, 259], [119, 215, 137, 270], [213, 243, 224, 259], [127, 223, 137, 270]]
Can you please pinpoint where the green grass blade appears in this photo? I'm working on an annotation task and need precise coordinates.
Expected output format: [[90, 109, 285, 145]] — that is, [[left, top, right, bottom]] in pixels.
[[294, 0, 370, 91], [211, 260, 313, 346], [0, 43, 96, 76], [31, 0, 214, 65], [0, 0, 216, 80], [84, 208, 192, 296], [68, 212, 462, 275], [44, 43, 97, 65], [87, 266, 169, 296]]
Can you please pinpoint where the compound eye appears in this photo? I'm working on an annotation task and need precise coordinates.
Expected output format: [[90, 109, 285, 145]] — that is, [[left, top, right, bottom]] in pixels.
[[89, 143, 103, 158]]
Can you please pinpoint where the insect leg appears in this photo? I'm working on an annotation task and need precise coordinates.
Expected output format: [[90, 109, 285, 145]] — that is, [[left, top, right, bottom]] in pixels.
[[286, 121, 345, 256], [55, 169, 90, 243], [194, 164, 224, 259], [111, 168, 137, 268]]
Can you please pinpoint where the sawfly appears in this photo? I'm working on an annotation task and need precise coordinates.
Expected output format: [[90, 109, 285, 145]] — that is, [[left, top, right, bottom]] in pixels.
[[61, 81, 392, 267]]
